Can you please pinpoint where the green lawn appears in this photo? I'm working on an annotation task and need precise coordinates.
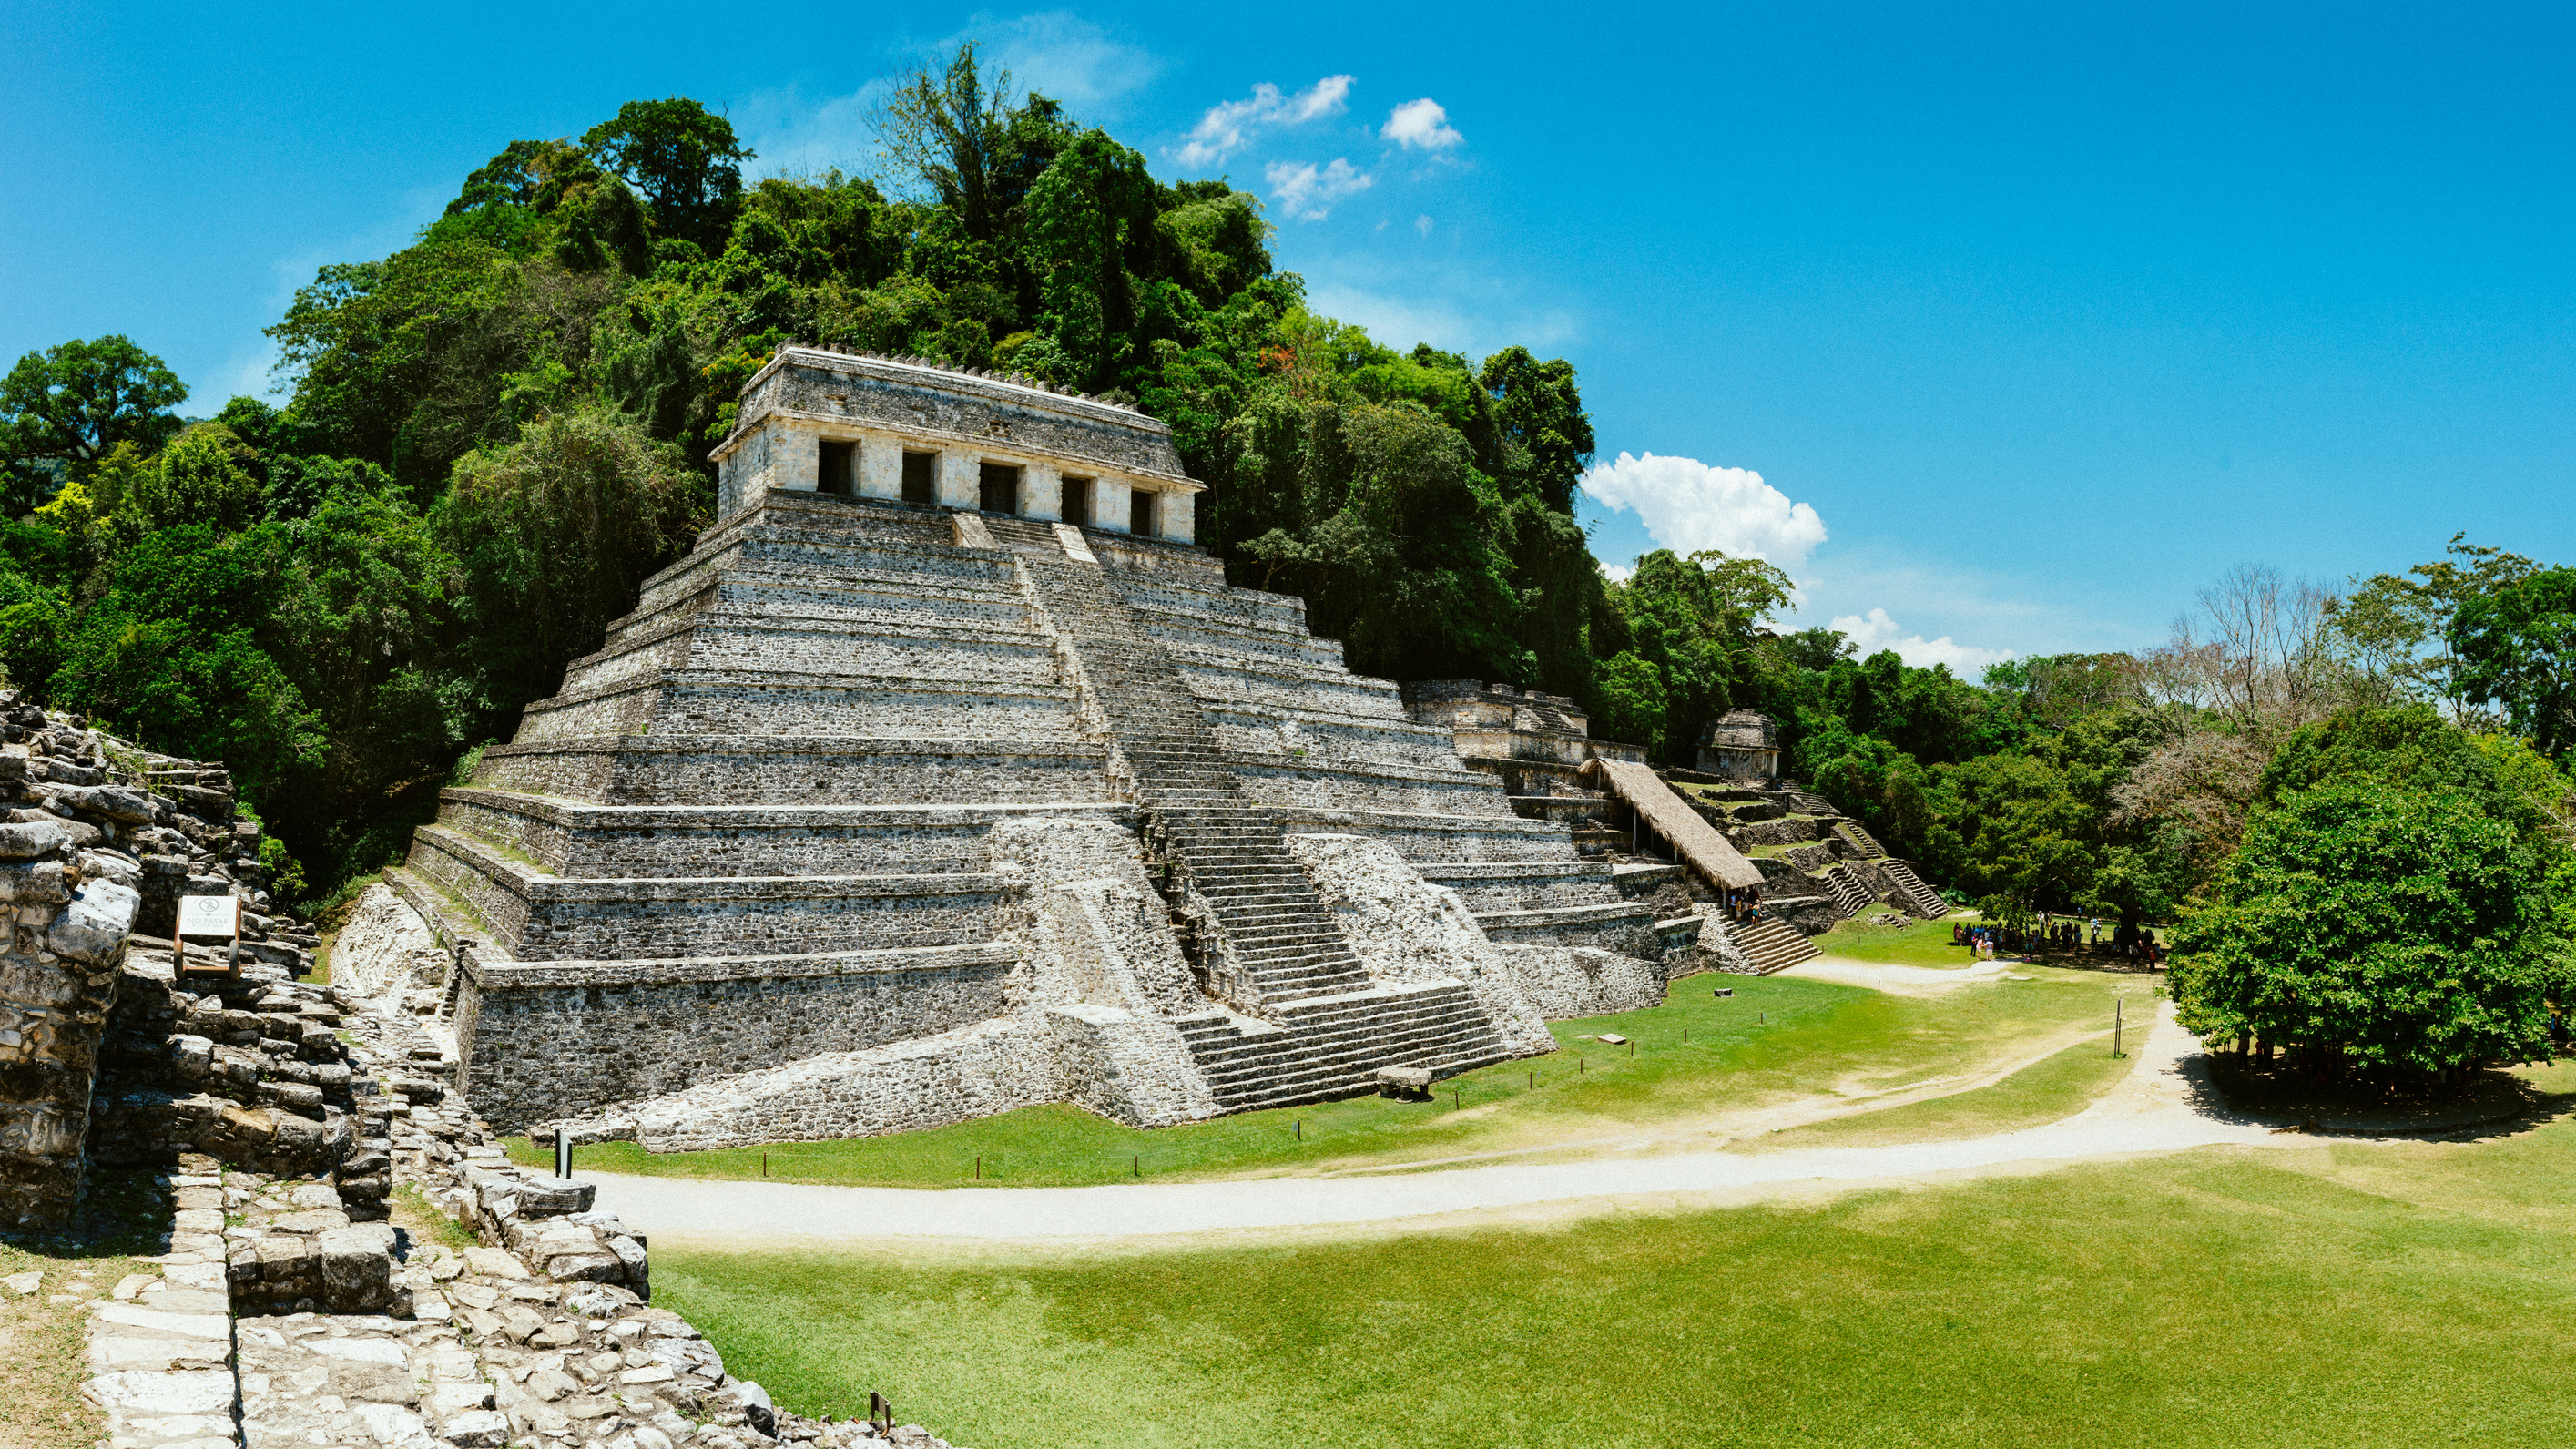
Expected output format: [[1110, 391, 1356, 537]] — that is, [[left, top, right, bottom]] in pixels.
[[657, 1074, 2576, 1448], [0, 1167, 175, 1448], [518, 971, 2140, 1187], [1811, 910, 1982, 966], [1747, 1032, 2129, 1150]]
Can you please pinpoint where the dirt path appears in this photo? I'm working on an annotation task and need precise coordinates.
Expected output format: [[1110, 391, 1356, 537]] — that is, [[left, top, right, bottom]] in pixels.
[[1778, 956, 2012, 995], [584, 1004, 2326, 1243]]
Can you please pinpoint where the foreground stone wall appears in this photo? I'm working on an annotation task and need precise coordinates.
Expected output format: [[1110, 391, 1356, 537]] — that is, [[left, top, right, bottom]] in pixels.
[[81, 1014, 966, 1449]]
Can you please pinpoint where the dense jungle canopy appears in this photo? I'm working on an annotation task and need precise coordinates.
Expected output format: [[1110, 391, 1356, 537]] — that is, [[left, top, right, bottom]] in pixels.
[[1, 44, 2571, 1025]]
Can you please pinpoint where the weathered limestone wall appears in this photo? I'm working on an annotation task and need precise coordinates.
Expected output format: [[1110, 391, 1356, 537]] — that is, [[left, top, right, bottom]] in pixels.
[[451, 946, 1021, 1135], [0, 826, 143, 1227], [1281, 833, 1556, 1053], [1490, 945, 1663, 1019], [326, 884, 448, 1004]]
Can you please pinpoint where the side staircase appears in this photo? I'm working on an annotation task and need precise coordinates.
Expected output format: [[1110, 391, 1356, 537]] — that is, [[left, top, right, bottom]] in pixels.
[[1716, 913, 1819, 974], [1833, 821, 1948, 918], [1834, 821, 1889, 858], [1878, 859, 1949, 918], [983, 517, 1516, 1108], [1818, 865, 1873, 916]]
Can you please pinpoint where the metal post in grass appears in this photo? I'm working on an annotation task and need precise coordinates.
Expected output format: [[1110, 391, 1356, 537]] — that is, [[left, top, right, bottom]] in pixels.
[[554, 1125, 571, 1181], [1133, 1154, 1140, 1178], [761, 1152, 768, 1179], [2114, 998, 2123, 1058], [975, 1155, 982, 1181], [1295, 1119, 1302, 1141]]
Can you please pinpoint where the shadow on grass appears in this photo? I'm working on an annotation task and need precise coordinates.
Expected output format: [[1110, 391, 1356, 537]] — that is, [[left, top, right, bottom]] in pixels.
[[2197, 1056, 2576, 1140]]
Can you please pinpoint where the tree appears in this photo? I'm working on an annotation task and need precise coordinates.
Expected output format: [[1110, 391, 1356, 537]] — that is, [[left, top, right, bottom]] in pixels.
[[874, 42, 1065, 244], [2329, 534, 2536, 719], [1, 336, 188, 513], [2171, 780, 2561, 1082], [124, 424, 264, 534], [432, 407, 708, 719], [2450, 566, 2576, 758], [580, 99, 752, 252]]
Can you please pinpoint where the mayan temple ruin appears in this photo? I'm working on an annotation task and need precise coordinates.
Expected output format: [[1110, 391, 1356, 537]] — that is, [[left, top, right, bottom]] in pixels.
[[340, 346, 1940, 1148]]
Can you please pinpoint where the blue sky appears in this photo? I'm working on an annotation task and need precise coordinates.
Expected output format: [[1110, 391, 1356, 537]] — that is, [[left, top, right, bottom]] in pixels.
[[5, 2, 2570, 675]]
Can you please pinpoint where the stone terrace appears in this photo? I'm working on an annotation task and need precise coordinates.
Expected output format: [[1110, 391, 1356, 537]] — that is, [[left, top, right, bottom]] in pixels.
[[382, 352, 1681, 1139]]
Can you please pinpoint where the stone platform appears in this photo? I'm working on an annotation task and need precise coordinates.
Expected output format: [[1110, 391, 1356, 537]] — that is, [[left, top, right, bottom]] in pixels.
[[360, 350, 1688, 1148]]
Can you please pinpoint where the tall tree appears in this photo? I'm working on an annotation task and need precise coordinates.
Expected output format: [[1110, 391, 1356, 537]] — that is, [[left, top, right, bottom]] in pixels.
[[2450, 566, 2576, 757], [581, 99, 752, 253], [1, 336, 188, 512]]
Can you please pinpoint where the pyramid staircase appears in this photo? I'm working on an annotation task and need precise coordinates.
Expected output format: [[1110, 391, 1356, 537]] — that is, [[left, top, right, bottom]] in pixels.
[[1716, 913, 1821, 974], [983, 517, 1515, 1109], [1817, 864, 1874, 916], [1834, 821, 1889, 859], [1878, 859, 1949, 919]]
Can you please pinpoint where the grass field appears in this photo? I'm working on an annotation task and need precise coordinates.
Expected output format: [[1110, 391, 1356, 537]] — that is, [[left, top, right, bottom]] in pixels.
[[0, 1168, 174, 1448], [1812, 910, 1982, 966], [514, 969, 2146, 1187], [656, 1065, 2576, 1449], [1745, 1031, 2130, 1150]]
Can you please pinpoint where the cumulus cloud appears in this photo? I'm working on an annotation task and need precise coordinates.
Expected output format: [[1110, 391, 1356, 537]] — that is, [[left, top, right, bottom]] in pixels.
[[982, 13, 1166, 109], [1830, 607, 2016, 675], [1266, 158, 1374, 219], [1579, 452, 1828, 568], [1176, 75, 1354, 167], [1601, 562, 1634, 584], [746, 16, 1163, 180], [1381, 97, 1463, 151]]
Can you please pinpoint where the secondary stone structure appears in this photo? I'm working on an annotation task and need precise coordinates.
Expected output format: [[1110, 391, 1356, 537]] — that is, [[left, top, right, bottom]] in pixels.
[[360, 347, 1693, 1150]]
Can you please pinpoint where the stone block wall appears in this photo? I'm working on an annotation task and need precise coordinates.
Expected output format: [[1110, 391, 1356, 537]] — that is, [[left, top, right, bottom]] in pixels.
[[452, 944, 1021, 1132]]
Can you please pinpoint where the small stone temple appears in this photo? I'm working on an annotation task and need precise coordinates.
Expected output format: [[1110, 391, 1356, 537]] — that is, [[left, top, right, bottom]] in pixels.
[[359, 348, 1706, 1149], [1698, 709, 1781, 780]]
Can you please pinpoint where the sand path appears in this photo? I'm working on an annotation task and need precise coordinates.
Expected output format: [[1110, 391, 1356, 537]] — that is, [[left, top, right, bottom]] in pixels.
[[583, 1002, 2319, 1243], [1777, 956, 2014, 995]]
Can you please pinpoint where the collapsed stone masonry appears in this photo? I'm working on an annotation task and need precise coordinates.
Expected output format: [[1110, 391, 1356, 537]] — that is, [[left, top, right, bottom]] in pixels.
[[349, 346, 1710, 1151], [0, 696, 337, 1230]]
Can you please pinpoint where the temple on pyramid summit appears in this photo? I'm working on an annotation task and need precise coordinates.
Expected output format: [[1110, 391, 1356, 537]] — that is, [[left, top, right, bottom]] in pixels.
[[355, 345, 1936, 1149]]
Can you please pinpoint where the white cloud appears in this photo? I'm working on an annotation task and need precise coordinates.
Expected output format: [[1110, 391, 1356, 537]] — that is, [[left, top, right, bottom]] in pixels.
[[1579, 452, 1829, 568], [744, 15, 1164, 181], [1176, 74, 1354, 168], [1414, 214, 1433, 236], [1602, 562, 1634, 584], [1381, 97, 1463, 151], [741, 80, 889, 180], [1829, 607, 2016, 675], [1266, 158, 1373, 220], [981, 13, 1166, 109]]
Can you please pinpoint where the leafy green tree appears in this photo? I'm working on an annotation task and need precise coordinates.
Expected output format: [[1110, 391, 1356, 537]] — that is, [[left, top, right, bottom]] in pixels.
[[2330, 534, 2536, 717], [1, 336, 188, 513], [2171, 780, 2561, 1079], [874, 43, 1072, 244], [1589, 651, 1667, 750], [2449, 566, 2576, 758], [124, 424, 264, 533], [432, 407, 708, 718], [581, 99, 752, 252]]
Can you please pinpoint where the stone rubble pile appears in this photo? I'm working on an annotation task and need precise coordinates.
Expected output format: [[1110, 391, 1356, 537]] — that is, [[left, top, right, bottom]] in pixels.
[[0, 693, 334, 1230], [78, 1015, 969, 1449]]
